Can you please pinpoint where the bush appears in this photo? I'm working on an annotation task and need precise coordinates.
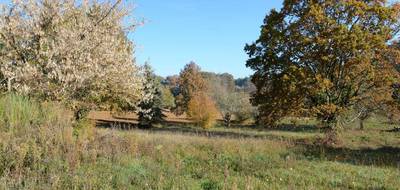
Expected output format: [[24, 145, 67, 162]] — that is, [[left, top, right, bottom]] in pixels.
[[201, 179, 221, 190], [187, 93, 219, 129]]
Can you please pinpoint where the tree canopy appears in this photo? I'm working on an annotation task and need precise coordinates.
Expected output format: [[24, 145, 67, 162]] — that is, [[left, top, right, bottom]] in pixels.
[[0, 0, 143, 117], [245, 0, 400, 127], [175, 62, 207, 114]]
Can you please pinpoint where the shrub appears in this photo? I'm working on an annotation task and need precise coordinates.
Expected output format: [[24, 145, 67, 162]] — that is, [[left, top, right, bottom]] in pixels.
[[187, 93, 219, 129], [201, 179, 221, 190]]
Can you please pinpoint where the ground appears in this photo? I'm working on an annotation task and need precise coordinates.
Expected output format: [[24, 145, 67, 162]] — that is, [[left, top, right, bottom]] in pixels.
[[83, 112, 400, 189], [1, 106, 399, 189]]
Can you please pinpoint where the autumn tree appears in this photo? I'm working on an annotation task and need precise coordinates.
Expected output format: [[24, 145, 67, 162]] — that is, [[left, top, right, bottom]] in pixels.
[[175, 62, 207, 114], [351, 40, 400, 129], [164, 75, 180, 96], [0, 0, 143, 119], [385, 40, 400, 127], [187, 92, 219, 129], [245, 0, 400, 130]]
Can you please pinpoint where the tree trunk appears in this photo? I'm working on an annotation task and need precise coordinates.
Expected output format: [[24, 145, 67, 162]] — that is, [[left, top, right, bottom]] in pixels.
[[7, 78, 11, 92], [224, 113, 232, 127], [322, 118, 339, 145], [74, 109, 83, 121], [74, 108, 89, 121], [359, 118, 365, 130]]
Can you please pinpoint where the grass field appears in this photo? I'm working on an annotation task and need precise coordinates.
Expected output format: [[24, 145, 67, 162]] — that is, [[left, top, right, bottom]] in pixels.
[[0, 94, 399, 189]]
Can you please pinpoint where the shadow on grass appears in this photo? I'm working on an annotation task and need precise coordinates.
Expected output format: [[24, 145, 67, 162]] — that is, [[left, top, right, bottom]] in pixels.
[[95, 120, 316, 143], [265, 124, 322, 133], [220, 123, 322, 133], [384, 128, 400, 133], [96, 119, 399, 168], [96, 120, 138, 130], [298, 144, 400, 168]]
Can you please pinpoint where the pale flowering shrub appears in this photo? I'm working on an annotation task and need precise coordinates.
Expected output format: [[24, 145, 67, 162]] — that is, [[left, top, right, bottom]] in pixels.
[[137, 63, 163, 127], [0, 0, 143, 118]]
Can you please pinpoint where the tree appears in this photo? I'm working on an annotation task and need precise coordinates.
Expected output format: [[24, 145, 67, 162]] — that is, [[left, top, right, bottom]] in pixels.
[[245, 0, 400, 130], [137, 64, 163, 127], [187, 92, 219, 129], [218, 92, 257, 126], [201, 72, 235, 126], [199, 72, 257, 127], [235, 77, 256, 93], [386, 40, 400, 127], [175, 62, 207, 114], [352, 39, 400, 130], [160, 86, 175, 109], [0, 0, 143, 119], [164, 75, 180, 96]]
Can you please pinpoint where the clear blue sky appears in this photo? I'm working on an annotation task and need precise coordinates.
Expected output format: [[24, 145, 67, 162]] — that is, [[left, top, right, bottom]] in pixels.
[[132, 0, 283, 78]]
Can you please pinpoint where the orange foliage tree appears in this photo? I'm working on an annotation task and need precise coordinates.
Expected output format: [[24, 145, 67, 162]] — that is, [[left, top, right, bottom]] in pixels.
[[245, 0, 400, 130], [175, 62, 208, 115], [187, 92, 219, 129]]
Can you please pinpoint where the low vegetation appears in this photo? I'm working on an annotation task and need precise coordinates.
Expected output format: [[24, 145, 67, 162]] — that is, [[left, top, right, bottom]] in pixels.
[[0, 94, 399, 189]]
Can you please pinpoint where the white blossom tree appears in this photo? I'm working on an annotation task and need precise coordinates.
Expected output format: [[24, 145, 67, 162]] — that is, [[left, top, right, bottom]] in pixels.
[[137, 63, 163, 127], [0, 0, 144, 119]]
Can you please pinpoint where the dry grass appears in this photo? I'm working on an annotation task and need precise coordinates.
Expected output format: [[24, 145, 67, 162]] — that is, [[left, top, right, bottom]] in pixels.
[[0, 94, 399, 189]]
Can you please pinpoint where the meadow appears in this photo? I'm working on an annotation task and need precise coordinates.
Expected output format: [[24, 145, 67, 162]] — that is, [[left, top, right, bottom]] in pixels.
[[1, 0, 400, 189], [0, 94, 399, 190]]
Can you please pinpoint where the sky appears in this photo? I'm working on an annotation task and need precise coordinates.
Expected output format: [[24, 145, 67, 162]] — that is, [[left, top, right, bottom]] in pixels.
[[132, 0, 284, 78], [0, 0, 283, 78], [5, 0, 396, 78]]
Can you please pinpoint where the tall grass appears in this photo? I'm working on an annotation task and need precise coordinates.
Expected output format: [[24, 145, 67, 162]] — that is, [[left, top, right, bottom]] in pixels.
[[0, 94, 41, 129], [0, 94, 398, 189], [0, 94, 146, 189]]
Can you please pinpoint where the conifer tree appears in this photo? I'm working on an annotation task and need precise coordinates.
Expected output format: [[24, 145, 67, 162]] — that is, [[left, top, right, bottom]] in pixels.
[[138, 64, 163, 127]]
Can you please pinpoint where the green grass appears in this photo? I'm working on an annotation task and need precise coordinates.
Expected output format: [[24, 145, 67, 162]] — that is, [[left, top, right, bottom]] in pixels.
[[0, 94, 399, 189]]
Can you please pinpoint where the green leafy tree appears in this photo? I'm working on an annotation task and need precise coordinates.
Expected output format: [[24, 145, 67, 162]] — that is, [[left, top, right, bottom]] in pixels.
[[219, 92, 257, 126], [245, 0, 400, 130], [160, 86, 176, 109]]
